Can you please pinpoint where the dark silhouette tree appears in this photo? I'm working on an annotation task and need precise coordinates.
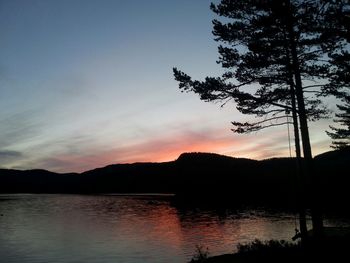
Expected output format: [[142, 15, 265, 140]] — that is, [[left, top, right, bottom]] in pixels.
[[173, 0, 349, 237], [320, 0, 350, 149], [326, 48, 350, 150], [327, 95, 350, 149]]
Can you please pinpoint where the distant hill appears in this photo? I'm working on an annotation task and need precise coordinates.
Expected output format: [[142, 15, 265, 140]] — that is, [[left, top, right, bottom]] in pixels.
[[1, 148, 349, 211]]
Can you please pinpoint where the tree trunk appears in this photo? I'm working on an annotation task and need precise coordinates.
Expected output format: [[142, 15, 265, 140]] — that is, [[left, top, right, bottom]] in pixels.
[[284, 24, 308, 239], [285, 0, 323, 237], [290, 84, 308, 239]]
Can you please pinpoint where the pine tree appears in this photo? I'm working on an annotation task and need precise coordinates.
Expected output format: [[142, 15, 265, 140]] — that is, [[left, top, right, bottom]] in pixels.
[[173, 0, 349, 236], [327, 95, 350, 149], [322, 2, 350, 149]]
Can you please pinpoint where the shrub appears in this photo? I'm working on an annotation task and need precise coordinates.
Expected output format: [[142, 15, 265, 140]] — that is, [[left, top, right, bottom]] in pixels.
[[189, 245, 210, 263]]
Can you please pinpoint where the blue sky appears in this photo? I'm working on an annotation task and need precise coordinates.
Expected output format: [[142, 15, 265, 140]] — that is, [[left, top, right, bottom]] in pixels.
[[0, 0, 335, 172]]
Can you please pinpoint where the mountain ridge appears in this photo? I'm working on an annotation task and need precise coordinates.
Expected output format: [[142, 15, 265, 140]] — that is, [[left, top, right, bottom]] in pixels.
[[2, 149, 342, 175], [1, 148, 349, 212]]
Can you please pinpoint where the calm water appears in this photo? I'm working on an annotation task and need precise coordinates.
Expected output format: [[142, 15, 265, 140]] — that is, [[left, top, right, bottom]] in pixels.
[[0, 194, 349, 263]]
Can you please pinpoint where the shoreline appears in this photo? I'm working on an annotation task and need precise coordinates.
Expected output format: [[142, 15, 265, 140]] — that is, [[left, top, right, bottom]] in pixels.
[[190, 228, 350, 262]]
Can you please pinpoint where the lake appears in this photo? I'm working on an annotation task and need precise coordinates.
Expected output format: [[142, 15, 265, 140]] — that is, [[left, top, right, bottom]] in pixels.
[[0, 194, 349, 263]]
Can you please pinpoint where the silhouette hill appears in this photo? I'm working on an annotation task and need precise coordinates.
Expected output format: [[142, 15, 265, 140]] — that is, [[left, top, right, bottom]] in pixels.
[[1, 148, 349, 212]]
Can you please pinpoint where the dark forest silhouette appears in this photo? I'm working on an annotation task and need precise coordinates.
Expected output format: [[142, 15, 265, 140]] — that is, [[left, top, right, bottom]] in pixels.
[[1, 148, 349, 215]]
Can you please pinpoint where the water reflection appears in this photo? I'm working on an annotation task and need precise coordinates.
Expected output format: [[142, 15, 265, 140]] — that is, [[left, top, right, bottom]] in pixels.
[[0, 194, 348, 263]]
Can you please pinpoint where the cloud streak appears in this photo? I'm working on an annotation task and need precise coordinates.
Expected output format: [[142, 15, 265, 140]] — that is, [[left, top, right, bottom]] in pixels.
[[0, 150, 23, 166], [10, 127, 242, 172], [36, 126, 298, 171], [3, 124, 331, 173]]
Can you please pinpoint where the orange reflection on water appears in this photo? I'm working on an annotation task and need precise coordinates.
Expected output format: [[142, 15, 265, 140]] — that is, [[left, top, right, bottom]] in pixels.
[[0, 194, 303, 262]]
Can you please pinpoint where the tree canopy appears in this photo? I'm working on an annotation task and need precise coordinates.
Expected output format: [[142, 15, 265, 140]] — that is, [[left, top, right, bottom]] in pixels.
[[173, 0, 344, 132], [327, 95, 350, 149]]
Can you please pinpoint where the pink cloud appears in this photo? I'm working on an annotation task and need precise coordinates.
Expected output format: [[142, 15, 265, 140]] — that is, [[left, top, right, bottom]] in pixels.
[[41, 129, 245, 172], [29, 125, 331, 173]]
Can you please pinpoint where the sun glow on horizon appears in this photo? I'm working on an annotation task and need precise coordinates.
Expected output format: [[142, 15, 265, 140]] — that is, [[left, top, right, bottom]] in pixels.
[[0, 0, 334, 173]]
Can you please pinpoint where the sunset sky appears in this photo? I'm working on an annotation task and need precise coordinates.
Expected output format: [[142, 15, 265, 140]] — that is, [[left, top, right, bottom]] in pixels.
[[0, 0, 336, 172]]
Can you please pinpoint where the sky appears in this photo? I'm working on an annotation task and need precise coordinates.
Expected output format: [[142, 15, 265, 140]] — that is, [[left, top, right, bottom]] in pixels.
[[0, 0, 337, 173]]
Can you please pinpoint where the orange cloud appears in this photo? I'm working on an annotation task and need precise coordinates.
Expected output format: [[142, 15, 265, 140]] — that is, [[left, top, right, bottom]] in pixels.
[[27, 124, 331, 173], [39, 128, 245, 172]]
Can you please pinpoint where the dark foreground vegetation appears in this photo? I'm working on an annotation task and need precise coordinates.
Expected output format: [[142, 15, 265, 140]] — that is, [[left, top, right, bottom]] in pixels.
[[0, 148, 349, 213], [190, 233, 350, 263]]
